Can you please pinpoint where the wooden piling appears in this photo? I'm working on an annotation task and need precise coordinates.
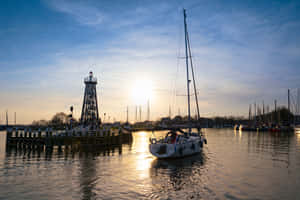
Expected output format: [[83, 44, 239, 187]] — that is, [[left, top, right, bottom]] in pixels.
[[5, 127, 132, 152], [38, 129, 42, 137], [6, 128, 12, 145]]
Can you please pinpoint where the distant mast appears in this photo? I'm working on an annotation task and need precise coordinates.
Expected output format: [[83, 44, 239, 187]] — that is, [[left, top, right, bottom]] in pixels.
[[249, 104, 252, 121], [6, 110, 8, 126], [274, 99, 277, 124], [135, 106, 137, 122], [147, 100, 150, 121], [254, 102, 257, 126], [262, 101, 265, 124], [298, 88, 300, 119], [126, 106, 129, 123], [288, 89, 290, 125], [139, 105, 142, 122]]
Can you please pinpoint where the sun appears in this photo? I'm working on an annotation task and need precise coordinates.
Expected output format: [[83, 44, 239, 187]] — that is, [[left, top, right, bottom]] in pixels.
[[131, 79, 153, 105]]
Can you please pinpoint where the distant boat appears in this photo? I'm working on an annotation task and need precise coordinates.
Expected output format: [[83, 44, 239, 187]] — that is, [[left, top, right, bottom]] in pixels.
[[149, 9, 207, 159]]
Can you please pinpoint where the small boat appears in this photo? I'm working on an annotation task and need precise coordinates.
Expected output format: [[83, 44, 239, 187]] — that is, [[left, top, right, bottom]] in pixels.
[[149, 9, 207, 159], [150, 129, 206, 158]]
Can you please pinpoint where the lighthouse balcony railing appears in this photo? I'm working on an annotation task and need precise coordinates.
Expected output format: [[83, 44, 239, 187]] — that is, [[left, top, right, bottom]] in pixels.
[[84, 77, 97, 83]]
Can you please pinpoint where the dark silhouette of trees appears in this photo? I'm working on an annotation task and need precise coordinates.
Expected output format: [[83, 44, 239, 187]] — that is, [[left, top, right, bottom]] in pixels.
[[50, 112, 68, 126], [31, 112, 78, 130]]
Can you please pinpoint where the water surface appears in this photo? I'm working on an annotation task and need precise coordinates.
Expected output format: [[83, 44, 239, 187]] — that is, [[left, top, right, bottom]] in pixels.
[[1, 129, 300, 200]]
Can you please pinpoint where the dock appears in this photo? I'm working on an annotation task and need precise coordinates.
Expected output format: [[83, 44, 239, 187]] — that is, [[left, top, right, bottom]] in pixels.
[[5, 128, 133, 151]]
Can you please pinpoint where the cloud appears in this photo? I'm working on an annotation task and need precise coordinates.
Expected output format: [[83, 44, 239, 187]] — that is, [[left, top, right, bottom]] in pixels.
[[46, 0, 105, 26], [45, 0, 173, 28]]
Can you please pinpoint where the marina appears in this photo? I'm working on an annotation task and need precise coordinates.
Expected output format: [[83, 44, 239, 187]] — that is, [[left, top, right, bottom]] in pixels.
[[1, 1, 300, 199]]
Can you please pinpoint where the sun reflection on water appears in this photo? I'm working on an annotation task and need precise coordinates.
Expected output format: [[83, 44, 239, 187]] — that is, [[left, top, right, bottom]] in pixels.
[[296, 129, 300, 144], [135, 131, 149, 153], [134, 131, 153, 179], [239, 129, 242, 139]]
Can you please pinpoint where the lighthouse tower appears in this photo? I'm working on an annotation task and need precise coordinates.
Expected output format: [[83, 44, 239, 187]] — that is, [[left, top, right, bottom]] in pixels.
[[80, 71, 100, 127]]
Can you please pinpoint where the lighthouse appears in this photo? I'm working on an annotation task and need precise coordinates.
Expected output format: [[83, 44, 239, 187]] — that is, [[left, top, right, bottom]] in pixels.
[[80, 71, 100, 127]]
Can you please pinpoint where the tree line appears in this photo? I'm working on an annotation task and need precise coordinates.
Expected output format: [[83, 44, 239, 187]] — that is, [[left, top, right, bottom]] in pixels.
[[32, 112, 78, 129]]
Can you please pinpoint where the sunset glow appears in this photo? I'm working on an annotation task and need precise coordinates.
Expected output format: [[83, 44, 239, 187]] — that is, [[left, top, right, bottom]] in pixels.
[[131, 79, 153, 105]]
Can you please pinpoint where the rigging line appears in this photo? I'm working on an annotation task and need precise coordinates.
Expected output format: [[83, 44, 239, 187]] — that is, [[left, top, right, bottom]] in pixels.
[[173, 13, 183, 113], [292, 88, 300, 115], [291, 90, 299, 114], [289, 91, 292, 111], [170, 13, 184, 115], [291, 95, 296, 114], [186, 27, 201, 120]]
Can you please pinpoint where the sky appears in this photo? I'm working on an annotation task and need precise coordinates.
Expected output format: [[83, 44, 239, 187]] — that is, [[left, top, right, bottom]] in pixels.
[[0, 0, 300, 124]]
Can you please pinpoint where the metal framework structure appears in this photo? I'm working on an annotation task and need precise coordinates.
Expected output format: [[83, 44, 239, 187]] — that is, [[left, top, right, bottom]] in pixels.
[[80, 71, 100, 126]]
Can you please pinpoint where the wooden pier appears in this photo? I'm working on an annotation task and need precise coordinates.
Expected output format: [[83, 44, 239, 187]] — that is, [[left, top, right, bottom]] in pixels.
[[5, 128, 133, 151]]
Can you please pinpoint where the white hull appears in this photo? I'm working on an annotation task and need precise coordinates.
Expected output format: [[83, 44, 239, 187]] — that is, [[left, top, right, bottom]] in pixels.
[[149, 136, 203, 159]]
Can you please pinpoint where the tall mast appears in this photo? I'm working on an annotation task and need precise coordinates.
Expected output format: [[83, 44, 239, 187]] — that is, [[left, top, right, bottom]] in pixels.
[[183, 9, 191, 122], [186, 24, 200, 121]]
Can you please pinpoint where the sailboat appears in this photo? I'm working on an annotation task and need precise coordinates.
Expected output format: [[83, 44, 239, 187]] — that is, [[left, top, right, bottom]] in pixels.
[[149, 9, 207, 159]]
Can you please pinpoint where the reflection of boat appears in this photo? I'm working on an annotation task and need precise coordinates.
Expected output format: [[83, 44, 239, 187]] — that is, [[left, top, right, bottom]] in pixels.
[[149, 9, 207, 159], [151, 152, 205, 169], [149, 153, 206, 198]]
